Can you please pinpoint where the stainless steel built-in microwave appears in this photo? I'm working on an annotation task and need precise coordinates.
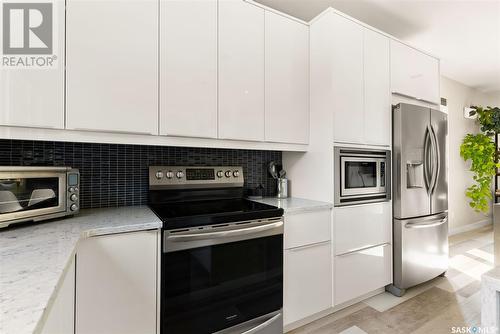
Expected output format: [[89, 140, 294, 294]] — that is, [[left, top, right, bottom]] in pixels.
[[334, 147, 391, 206], [0, 167, 80, 228]]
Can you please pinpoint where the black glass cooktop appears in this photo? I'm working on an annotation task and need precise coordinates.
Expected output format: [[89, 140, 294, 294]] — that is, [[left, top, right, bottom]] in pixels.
[[149, 199, 283, 230]]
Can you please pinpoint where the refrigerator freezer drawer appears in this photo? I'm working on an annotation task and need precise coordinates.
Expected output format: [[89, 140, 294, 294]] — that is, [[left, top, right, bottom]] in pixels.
[[393, 213, 448, 289]]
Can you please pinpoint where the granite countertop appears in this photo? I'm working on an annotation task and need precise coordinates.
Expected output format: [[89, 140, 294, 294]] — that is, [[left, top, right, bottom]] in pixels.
[[0, 206, 162, 334], [251, 197, 333, 214]]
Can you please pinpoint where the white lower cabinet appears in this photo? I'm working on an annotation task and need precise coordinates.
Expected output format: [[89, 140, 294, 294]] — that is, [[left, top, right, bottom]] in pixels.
[[334, 202, 391, 255], [283, 208, 333, 327], [40, 256, 75, 334], [284, 241, 333, 326], [75, 230, 158, 334], [334, 243, 392, 306], [333, 202, 392, 306], [285, 209, 331, 249]]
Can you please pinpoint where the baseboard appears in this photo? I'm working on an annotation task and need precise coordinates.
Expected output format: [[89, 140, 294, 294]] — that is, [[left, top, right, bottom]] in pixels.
[[284, 288, 385, 332], [448, 219, 492, 236]]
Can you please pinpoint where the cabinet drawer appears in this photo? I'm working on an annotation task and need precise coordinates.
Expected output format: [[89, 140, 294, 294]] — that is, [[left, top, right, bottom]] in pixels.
[[334, 202, 391, 255], [334, 243, 392, 306], [284, 241, 332, 325], [285, 209, 331, 249]]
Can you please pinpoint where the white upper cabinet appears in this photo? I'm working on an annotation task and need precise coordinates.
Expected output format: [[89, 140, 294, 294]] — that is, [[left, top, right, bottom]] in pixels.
[[218, 0, 265, 141], [265, 11, 309, 144], [364, 28, 391, 146], [331, 14, 364, 144], [324, 13, 392, 146], [0, 0, 65, 129], [160, 0, 217, 138], [391, 40, 440, 105], [66, 0, 158, 135]]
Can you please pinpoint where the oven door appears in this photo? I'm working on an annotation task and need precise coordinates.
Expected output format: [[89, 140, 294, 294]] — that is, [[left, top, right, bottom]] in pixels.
[[340, 157, 386, 197], [0, 170, 66, 223], [162, 219, 283, 334]]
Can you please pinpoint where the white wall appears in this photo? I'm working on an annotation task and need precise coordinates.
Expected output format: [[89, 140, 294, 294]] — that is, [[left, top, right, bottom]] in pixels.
[[483, 91, 500, 106], [441, 76, 493, 233]]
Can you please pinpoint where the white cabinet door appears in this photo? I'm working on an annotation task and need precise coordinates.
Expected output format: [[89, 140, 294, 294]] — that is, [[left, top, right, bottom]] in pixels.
[[334, 202, 391, 255], [284, 209, 331, 249], [0, 0, 64, 129], [66, 0, 158, 135], [415, 51, 440, 105], [390, 40, 440, 105], [364, 29, 391, 146], [218, 0, 265, 141], [265, 11, 309, 144], [160, 0, 217, 138], [76, 230, 158, 334], [284, 241, 332, 326], [41, 256, 75, 334], [335, 243, 392, 306], [331, 14, 364, 144], [390, 40, 415, 99]]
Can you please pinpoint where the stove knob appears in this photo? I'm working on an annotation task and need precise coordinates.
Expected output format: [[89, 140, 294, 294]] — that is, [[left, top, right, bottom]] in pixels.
[[233, 170, 240, 177], [217, 170, 224, 178], [155, 171, 164, 180], [166, 171, 174, 179], [225, 170, 232, 178], [70, 204, 78, 212], [176, 171, 184, 179], [70, 194, 78, 202], [69, 187, 76, 193]]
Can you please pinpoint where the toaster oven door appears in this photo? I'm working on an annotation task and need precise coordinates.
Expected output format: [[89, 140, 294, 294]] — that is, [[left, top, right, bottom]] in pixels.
[[0, 171, 66, 224]]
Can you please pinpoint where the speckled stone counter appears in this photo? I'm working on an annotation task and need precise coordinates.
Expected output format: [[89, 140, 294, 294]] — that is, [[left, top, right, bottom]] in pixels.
[[482, 267, 500, 333], [0, 206, 162, 334], [250, 197, 333, 214]]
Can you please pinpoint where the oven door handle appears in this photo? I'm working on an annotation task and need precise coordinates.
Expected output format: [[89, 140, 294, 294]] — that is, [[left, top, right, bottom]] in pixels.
[[166, 221, 284, 242], [241, 312, 282, 334]]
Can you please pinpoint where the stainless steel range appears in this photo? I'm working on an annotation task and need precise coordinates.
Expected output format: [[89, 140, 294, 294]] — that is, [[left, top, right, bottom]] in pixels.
[[148, 166, 284, 334]]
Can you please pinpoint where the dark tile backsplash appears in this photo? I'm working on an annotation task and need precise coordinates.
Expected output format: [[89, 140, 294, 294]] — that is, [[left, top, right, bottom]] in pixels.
[[0, 140, 281, 209]]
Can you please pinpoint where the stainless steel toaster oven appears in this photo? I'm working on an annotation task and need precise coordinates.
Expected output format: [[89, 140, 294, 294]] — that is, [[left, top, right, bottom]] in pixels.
[[0, 167, 80, 228]]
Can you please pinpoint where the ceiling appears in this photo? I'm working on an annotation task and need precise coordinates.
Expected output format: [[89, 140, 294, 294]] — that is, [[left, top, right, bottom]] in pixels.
[[256, 0, 500, 93]]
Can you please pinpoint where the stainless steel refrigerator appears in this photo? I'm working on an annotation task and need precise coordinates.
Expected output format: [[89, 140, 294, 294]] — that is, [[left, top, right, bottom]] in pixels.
[[387, 103, 448, 297]]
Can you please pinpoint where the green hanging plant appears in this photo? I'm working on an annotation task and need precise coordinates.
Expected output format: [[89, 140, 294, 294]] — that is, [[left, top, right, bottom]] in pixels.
[[460, 106, 500, 213]]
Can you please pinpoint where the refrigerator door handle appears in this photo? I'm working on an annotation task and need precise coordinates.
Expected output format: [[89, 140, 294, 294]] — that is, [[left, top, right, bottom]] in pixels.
[[423, 126, 432, 193], [405, 216, 447, 229], [430, 125, 441, 195]]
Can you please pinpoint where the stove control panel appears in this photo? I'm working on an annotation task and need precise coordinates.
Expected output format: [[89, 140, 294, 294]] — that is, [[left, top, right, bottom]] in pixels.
[[149, 166, 244, 189]]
